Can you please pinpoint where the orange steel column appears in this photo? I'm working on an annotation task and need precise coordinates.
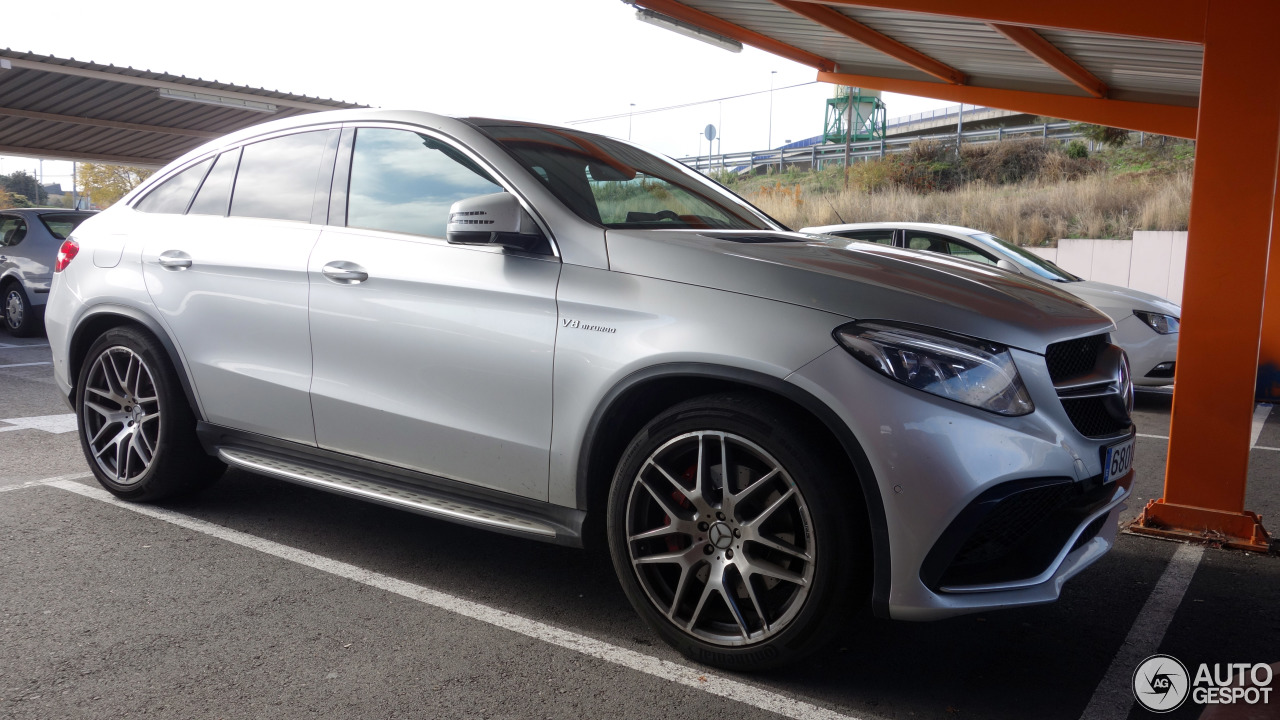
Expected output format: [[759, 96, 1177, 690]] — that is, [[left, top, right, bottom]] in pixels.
[[1259, 174, 1280, 403], [1131, 0, 1279, 551]]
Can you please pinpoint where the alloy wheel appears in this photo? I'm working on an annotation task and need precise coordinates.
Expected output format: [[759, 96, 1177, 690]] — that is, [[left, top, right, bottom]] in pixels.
[[623, 431, 816, 646], [81, 346, 162, 485], [4, 290, 22, 330]]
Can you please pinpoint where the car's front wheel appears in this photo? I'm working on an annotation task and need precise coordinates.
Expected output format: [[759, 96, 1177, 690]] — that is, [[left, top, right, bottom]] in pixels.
[[75, 327, 223, 501], [607, 393, 866, 670]]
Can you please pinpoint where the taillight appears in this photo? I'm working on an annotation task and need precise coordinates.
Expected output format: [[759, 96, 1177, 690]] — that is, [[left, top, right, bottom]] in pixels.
[[54, 239, 79, 272]]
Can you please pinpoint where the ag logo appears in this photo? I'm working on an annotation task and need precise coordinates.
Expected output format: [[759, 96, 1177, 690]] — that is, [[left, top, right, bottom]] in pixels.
[[1133, 654, 1190, 713]]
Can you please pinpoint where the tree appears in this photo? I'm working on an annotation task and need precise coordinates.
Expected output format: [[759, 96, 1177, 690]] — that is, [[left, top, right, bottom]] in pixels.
[[0, 189, 34, 208], [0, 171, 48, 205], [78, 163, 155, 208], [1070, 122, 1131, 147]]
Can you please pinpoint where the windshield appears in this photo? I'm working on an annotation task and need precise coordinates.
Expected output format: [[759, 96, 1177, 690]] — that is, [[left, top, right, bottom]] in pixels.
[[38, 212, 94, 240], [971, 232, 1080, 282], [472, 123, 777, 231]]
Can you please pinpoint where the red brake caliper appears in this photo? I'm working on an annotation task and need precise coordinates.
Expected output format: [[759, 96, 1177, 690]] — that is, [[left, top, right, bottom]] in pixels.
[[665, 464, 698, 552]]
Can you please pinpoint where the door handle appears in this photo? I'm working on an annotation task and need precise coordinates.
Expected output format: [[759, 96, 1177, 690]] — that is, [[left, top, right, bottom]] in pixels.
[[322, 261, 369, 284], [157, 250, 192, 270]]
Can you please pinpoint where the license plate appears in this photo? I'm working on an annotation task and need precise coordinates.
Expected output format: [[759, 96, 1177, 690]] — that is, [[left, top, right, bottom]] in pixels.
[[1103, 436, 1135, 483]]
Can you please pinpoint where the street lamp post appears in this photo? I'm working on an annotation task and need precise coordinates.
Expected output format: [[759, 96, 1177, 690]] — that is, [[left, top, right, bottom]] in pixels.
[[768, 70, 777, 172], [629, 103, 636, 140]]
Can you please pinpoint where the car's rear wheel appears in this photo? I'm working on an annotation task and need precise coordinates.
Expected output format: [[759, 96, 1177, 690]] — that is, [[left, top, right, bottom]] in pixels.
[[75, 327, 223, 501], [607, 393, 866, 670], [3, 283, 38, 337]]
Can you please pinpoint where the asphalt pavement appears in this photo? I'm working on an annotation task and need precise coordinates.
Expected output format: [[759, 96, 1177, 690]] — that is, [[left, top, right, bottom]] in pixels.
[[1, 335, 1277, 720]]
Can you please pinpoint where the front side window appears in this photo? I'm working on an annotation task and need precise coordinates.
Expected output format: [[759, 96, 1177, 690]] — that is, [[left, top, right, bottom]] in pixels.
[[473, 123, 776, 231], [0, 216, 27, 246], [971, 232, 1080, 282], [37, 213, 92, 240], [135, 158, 213, 214], [230, 130, 336, 223], [905, 232, 997, 265], [346, 128, 503, 238]]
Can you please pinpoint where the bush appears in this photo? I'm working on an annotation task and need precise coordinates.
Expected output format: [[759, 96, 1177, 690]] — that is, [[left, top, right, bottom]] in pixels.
[[1066, 140, 1089, 159]]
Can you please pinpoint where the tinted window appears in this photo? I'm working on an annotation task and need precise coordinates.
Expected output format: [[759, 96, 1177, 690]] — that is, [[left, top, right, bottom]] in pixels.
[[905, 232, 996, 265], [135, 158, 213, 214], [835, 229, 894, 245], [971, 233, 1079, 282], [346, 128, 503, 238], [230, 130, 336, 222], [188, 149, 240, 216], [0, 217, 27, 247], [37, 213, 92, 240]]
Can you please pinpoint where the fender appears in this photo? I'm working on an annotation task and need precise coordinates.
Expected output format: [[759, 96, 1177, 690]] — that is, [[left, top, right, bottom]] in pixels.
[[68, 302, 205, 421], [577, 362, 893, 617]]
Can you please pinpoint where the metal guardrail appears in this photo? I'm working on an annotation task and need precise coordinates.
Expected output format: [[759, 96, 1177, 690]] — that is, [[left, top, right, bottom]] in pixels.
[[885, 103, 989, 127], [679, 122, 1081, 174]]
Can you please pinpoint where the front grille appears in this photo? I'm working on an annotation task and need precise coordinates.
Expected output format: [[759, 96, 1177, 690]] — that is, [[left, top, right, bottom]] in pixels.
[[953, 483, 1076, 566], [1061, 397, 1130, 437], [1046, 334, 1107, 383]]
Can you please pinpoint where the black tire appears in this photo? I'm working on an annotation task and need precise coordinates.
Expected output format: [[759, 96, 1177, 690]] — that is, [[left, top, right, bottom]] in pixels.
[[606, 392, 868, 670], [2, 282, 40, 337], [75, 326, 223, 501]]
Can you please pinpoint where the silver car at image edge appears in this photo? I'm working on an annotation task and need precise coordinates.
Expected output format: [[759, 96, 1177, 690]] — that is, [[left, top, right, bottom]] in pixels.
[[46, 109, 1137, 670], [0, 208, 96, 336], [803, 221, 1181, 387]]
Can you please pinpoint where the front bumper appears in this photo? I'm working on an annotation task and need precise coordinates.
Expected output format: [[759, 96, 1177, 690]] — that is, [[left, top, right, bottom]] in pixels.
[[787, 345, 1132, 621], [1113, 314, 1178, 386]]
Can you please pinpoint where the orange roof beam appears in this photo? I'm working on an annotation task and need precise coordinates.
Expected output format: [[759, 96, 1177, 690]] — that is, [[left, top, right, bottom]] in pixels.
[[770, 0, 965, 84], [630, 0, 837, 72], [990, 24, 1108, 98], [777, 0, 1207, 44], [816, 69, 1196, 138]]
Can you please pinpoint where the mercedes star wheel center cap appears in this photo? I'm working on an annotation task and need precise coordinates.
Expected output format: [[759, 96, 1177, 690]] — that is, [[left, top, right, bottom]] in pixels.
[[709, 521, 734, 550]]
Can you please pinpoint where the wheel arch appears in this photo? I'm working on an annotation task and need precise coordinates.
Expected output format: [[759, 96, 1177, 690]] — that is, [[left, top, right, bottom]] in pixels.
[[577, 362, 892, 617], [68, 304, 204, 420]]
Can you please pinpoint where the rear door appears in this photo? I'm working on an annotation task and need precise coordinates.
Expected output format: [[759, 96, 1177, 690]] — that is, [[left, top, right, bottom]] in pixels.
[[307, 125, 560, 500], [140, 128, 339, 444]]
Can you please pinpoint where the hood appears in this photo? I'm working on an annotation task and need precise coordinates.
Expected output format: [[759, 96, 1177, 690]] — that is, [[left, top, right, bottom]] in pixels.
[[605, 230, 1113, 354], [1061, 279, 1181, 318]]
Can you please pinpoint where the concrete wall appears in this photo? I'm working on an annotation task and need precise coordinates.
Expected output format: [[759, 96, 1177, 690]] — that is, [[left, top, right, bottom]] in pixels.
[[1026, 231, 1187, 305]]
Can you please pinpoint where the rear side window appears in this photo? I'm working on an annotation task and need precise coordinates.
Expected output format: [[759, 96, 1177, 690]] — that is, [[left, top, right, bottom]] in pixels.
[[188, 149, 240, 216], [37, 213, 92, 239], [0, 217, 27, 247], [346, 128, 503, 238], [230, 130, 336, 223], [836, 229, 894, 245], [135, 158, 213, 214]]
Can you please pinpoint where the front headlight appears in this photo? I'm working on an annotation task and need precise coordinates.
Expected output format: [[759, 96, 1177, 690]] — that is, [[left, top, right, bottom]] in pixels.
[[834, 321, 1035, 416], [1133, 310, 1179, 334]]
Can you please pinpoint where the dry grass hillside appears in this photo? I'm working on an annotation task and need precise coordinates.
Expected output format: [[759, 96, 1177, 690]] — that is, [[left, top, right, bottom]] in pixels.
[[720, 138, 1194, 245]]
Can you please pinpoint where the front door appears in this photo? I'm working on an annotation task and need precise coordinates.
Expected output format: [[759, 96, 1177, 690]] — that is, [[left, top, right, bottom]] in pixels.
[[307, 126, 560, 500]]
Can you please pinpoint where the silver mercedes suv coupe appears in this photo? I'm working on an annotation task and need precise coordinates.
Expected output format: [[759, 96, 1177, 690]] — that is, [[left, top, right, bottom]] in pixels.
[[46, 109, 1136, 670]]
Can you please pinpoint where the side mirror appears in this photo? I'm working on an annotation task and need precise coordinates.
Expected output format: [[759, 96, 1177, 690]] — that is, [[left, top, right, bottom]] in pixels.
[[446, 192, 544, 252], [996, 259, 1021, 273]]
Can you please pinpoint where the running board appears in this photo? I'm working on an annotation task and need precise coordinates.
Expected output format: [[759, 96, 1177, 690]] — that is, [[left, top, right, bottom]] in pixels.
[[216, 447, 559, 539]]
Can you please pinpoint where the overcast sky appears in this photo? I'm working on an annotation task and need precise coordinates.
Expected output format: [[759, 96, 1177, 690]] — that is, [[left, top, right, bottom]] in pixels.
[[1, 0, 953, 191]]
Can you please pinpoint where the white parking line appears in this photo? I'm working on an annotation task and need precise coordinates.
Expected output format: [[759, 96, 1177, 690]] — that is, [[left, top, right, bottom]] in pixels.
[[0, 413, 77, 434], [1251, 404, 1273, 447], [0, 471, 93, 493], [1078, 543, 1204, 720], [0, 361, 52, 368], [45, 479, 869, 720]]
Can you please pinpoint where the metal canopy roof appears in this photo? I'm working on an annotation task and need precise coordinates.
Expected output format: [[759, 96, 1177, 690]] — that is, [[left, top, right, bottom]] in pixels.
[[630, 0, 1204, 137], [0, 48, 365, 168]]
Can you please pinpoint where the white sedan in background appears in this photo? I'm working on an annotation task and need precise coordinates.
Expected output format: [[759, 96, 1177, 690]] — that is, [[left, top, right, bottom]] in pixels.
[[802, 222, 1180, 386]]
